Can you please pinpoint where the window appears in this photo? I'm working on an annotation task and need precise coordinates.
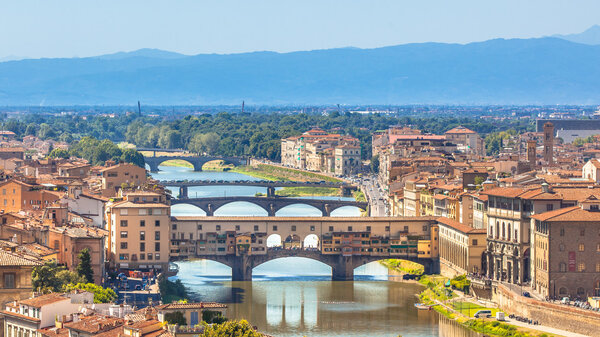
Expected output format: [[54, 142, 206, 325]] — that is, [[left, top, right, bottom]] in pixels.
[[140, 242, 145, 251], [366, 226, 371, 231], [580, 228, 585, 236], [329, 226, 334, 232], [273, 225, 278, 231], [546, 204, 553, 212], [155, 231, 160, 240], [154, 209, 162, 215], [559, 262, 567, 272], [310, 226, 315, 231], [3, 273, 15, 288], [120, 220, 128, 227], [139, 208, 146, 215], [120, 242, 128, 249], [140, 231, 145, 240], [385, 226, 390, 231], [172, 233, 176, 240], [155, 220, 160, 227], [596, 263, 600, 273], [155, 253, 160, 260], [235, 225, 240, 230], [404, 226, 409, 232], [119, 254, 129, 260], [423, 225, 428, 232], [140, 253, 145, 260], [172, 224, 177, 230], [189, 233, 193, 240], [291, 225, 296, 231], [254, 225, 259, 231], [577, 287, 586, 296], [120, 231, 128, 238], [559, 243, 565, 251], [348, 226, 353, 231], [559, 287, 568, 296], [197, 224, 203, 230], [155, 242, 160, 251], [120, 209, 128, 215], [578, 262, 586, 272], [140, 220, 145, 227], [147, 253, 153, 260], [579, 243, 585, 252], [560, 227, 564, 236], [216, 225, 221, 231], [472, 239, 478, 246]]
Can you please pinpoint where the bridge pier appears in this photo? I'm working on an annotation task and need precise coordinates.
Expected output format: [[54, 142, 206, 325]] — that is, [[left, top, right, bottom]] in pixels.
[[148, 162, 159, 173], [231, 255, 253, 281], [266, 187, 276, 197], [332, 255, 355, 281], [341, 186, 352, 197], [179, 186, 189, 199]]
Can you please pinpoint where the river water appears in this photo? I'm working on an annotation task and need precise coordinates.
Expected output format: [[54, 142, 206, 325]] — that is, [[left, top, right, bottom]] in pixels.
[[153, 165, 479, 337]]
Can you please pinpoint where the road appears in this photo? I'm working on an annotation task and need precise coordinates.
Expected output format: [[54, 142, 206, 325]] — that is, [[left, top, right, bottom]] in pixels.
[[358, 175, 388, 217]]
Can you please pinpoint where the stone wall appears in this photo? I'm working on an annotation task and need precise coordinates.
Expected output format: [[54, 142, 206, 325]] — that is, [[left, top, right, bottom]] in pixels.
[[492, 283, 600, 336]]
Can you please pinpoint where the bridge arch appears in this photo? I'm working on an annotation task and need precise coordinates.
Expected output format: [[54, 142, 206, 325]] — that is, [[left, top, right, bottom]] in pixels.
[[266, 234, 282, 248], [274, 203, 323, 217], [212, 201, 269, 217], [303, 234, 319, 249]]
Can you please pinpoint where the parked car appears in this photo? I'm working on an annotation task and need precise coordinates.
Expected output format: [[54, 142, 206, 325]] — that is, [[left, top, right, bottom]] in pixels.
[[522, 291, 531, 298]]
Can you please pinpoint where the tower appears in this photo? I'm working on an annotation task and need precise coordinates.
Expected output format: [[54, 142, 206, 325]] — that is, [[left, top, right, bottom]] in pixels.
[[527, 140, 536, 167], [543, 122, 554, 165]]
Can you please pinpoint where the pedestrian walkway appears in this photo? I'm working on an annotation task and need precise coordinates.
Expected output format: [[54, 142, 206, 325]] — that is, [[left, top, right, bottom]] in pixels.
[[504, 318, 590, 337]]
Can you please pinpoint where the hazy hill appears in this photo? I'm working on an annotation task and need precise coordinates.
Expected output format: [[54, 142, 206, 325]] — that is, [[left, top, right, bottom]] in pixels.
[[553, 25, 600, 45], [1, 37, 599, 105]]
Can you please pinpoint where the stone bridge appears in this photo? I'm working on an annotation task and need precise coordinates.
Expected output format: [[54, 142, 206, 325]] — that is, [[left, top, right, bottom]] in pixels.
[[143, 155, 248, 172], [170, 196, 368, 216], [183, 249, 438, 281], [161, 180, 357, 197]]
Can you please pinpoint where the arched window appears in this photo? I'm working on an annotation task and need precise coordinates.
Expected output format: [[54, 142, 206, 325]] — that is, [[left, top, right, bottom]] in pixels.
[[496, 222, 500, 239], [507, 223, 511, 241], [502, 222, 506, 239], [595, 281, 600, 297], [559, 287, 568, 296], [577, 287, 586, 296]]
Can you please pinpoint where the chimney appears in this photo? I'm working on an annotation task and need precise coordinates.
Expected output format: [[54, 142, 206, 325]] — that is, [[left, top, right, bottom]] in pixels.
[[541, 182, 549, 193]]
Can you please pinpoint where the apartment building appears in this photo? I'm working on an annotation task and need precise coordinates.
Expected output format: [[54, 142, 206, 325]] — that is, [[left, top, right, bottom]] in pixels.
[[444, 126, 485, 156], [0, 179, 61, 213], [105, 191, 170, 271], [100, 163, 147, 198], [437, 217, 486, 277], [0, 250, 41, 305]]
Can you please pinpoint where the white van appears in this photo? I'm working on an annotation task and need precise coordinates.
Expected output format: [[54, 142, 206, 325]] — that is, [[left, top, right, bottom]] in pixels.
[[474, 310, 492, 318]]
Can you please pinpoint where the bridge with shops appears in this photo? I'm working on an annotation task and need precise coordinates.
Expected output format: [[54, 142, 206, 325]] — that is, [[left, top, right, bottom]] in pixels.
[[169, 216, 440, 280], [139, 148, 248, 172], [161, 180, 357, 198]]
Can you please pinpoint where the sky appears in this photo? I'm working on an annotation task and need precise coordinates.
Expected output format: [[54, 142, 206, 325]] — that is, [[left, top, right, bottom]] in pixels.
[[1, 0, 600, 59]]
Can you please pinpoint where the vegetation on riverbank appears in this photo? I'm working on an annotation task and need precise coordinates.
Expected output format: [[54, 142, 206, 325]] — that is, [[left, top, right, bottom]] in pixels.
[[380, 259, 425, 275], [352, 190, 366, 202], [158, 275, 188, 303], [417, 275, 555, 337], [232, 164, 343, 183], [272, 186, 339, 197]]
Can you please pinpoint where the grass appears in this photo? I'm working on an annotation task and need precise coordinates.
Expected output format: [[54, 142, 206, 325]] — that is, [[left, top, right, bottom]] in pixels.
[[274, 186, 339, 197], [380, 259, 424, 275], [450, 301, 501, 318], [232, 164, 343, 183]]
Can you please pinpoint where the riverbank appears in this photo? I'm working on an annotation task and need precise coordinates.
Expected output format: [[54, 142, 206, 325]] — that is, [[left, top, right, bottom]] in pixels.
[[256, 186, 339, 197], [232, 164, 343, 183], [415, 275, 562, 337], [380, 259, 424, 275]]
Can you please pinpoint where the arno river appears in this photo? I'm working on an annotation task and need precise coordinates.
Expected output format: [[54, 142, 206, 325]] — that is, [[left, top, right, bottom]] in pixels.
[[152, 165, 480, 337]]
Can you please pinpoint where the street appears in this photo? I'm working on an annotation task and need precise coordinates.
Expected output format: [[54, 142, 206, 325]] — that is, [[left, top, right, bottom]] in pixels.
[[358, 175, 388, 217]]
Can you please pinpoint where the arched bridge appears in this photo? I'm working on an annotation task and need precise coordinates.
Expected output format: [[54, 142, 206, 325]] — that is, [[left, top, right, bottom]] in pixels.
[[143, 155, 248, 172], [180, 249, 438, 281], [171, 196, 368, 216], [161, 180, 357, 197]]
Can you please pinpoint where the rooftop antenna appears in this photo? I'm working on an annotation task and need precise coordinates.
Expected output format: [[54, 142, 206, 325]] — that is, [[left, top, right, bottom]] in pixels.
[[138, 101, 141, 115]]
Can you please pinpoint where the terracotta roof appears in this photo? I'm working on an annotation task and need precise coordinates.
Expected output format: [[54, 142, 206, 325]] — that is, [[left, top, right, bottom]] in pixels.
[[481, 187, 527, 198], [65, 315, 124, 333], [19, 293, 68, 308], [587, 159, 600, 169], [0, 310, 41, 322], [112, 201, 169, 208], [38, 327, 69, 337], [531, 206, 600, 222], [0, 250, 42, 267], [445, 126, 477, 134], [436, 217, 486, 234]]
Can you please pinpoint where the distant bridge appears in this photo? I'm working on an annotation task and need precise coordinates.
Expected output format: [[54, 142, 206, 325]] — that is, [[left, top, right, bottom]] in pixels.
[[170, 196, 368, 216], [160, 180, 358, 197], [141, 152, 248, 172]]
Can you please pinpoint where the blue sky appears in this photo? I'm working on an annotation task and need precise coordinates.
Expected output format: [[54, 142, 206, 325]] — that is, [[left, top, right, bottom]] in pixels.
[[2, 0, 599, 58]]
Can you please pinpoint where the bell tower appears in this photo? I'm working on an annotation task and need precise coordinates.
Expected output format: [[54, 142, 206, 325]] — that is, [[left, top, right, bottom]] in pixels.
[[543, 122, 554, 165]]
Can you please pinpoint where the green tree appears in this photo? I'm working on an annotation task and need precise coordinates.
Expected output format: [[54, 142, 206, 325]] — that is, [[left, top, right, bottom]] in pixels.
[[65, 283, 117, 303], [120, 148, 145, 167], [370, 155, 380, 173], [199, 320, 262, 337], [474, 176, 485, 186], [49, 148, 70, 159], [202, 310, 227, 324], [32, 261, 63, 293], [56, 270, 85, 287], [76, 248, 94, 283]]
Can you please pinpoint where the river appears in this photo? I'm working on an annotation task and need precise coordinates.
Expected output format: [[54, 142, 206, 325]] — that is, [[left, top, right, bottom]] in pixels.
[[153, 164, 480, 337]]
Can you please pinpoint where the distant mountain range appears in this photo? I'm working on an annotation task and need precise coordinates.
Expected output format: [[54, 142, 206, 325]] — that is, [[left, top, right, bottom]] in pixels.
[[552, 25, 600, 45], [1, 36, 600, 105]]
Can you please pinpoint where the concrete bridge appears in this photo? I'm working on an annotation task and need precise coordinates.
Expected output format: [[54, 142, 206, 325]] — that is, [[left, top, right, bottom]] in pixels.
[[171, 196, 368, 216], [186, 249, 438, 281], [143, 154, 248, 172], [161, 180, 357, 197], [169, 216, 440, 280]]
